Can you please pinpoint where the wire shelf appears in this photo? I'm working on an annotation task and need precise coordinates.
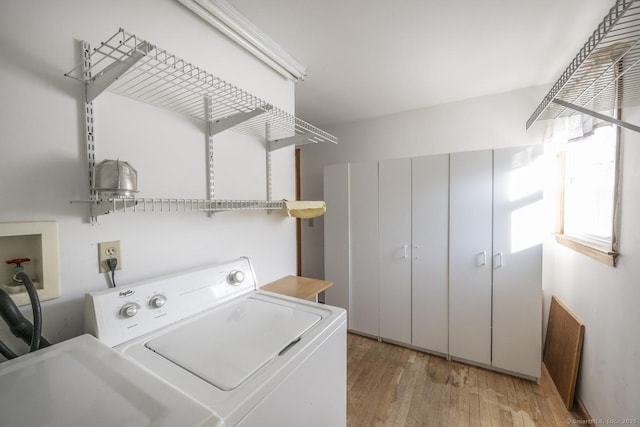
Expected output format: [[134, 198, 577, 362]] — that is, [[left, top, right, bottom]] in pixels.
[[527, 0, 640, 129], [73, 198, 286, 217], [65, 28, 337, 144]]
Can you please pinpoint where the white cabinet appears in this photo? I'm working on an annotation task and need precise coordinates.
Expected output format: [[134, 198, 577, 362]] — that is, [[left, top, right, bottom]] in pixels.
[[349, 162, 379, 337], [449, 146, 543, 379], [411, 154, 450, 355], [377, 156, 450, 349], [324, 146, 542, 380], [325, 157, 449, 349], [323, 164, 350, 313], [492, 146, 543, 378], [378, 158, 412, 344], [449, 150, 494, 365], [323, 162, 379, 337]]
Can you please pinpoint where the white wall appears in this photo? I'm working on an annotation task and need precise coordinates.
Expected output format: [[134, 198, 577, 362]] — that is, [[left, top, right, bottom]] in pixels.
[[300, 86, 547, 279], [300, 86, 640, 418], [0, 0, 296, 355], [543, 107, 640, 418]]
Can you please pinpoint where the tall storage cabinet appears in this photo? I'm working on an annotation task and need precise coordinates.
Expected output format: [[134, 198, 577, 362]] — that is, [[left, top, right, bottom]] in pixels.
[[323, 162, 379, 337], [449, 150, 494, 365], [378, 159, 412, 345], [323, 163, 350, 313], [491, 146, 543, 378], [411, 154, 450, 355], [377, 156, 450, 350], [324, 156, 449, 351], [349, 162, 380, 337], [323, 146, 542, 380], [449, 146, 543, 379]]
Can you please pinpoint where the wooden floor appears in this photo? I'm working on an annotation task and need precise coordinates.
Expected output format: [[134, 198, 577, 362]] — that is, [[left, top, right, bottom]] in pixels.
[[347, 333, 580, 427]]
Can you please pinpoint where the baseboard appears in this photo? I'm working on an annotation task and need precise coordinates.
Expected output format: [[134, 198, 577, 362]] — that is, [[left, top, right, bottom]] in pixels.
[[575, 396, 591, 420]]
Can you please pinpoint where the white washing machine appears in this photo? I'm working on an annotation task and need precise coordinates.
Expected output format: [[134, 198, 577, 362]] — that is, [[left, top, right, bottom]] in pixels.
[[0, 334, 221, 427], [84, 257, 347, 427]]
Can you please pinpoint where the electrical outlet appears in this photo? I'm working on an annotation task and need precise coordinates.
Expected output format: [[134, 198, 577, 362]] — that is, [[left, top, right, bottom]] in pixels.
[[98, 241, 121, 273]]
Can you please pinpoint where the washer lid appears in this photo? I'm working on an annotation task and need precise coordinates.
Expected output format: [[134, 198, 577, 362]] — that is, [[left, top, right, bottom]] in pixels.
[[146, 297, 322, 391], [0, 334, 220, 427]]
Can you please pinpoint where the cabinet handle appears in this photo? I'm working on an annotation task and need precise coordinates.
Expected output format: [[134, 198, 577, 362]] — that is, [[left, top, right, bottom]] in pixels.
[[477, 251, 487, 267], [494, 252, 503, 268], [403, 244, 409, 258]]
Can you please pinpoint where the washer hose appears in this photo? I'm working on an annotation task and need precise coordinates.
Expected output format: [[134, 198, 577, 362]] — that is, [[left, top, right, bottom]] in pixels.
[[0, 334, 17, 359], [16, 271, 43, 352], [0, 271, 49, 359]]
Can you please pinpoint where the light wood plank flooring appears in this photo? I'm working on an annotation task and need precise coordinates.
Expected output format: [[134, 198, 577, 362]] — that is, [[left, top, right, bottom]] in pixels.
[[347, 333, 580, 426]]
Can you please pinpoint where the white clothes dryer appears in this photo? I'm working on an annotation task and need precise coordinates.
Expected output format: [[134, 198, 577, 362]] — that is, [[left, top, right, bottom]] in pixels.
[[0, 334, 220, 427]]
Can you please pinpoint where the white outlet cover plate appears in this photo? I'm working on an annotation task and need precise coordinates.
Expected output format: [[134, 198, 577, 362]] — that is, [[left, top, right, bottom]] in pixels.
[[98, 241, 121, 273]]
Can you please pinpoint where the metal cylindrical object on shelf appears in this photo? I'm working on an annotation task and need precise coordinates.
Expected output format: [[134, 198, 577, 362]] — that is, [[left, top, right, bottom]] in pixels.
[[94, 159, 138, 199]]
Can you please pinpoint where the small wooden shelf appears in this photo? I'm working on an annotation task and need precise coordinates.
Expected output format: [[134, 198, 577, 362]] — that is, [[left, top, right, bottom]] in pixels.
[[260, 275, 332, 302]]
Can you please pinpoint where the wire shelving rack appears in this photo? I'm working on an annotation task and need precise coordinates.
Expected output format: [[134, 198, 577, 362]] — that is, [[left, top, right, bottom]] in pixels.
[[527, 0, 640, 133], [65, 28, 336, 221]]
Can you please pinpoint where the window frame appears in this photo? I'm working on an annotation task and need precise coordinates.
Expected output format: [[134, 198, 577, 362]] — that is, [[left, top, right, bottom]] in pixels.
[[554, 123, 621, 267]]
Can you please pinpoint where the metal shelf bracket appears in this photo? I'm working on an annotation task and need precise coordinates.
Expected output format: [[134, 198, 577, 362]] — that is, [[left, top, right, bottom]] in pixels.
[[268, 134, 316, 151], [265, 122, 273, 209], [85, 42, 150, 103], [81, 41, 98, 224], [208, 106, 271, 136], [552, 99, 640, 133], [205, 97, 215, 217]]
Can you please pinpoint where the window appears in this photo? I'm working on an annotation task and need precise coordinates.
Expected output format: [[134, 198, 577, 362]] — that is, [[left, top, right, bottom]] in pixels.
[[556, 124, 620, 266]]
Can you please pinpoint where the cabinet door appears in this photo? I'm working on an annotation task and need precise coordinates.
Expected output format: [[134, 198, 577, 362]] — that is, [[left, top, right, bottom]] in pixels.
[[411, 154, 449, 354], [449, 150, 493, 365], [323, 163, 350, 313], [492, 146, 543, 378], [378, 158, 412, 344], [349, 162, 379, 337]]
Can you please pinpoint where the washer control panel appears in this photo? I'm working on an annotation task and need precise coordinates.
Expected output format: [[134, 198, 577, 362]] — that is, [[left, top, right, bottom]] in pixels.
[[227, 270, 245, 285], [149, 294, 167, 309], [120, 302, 141, 318], [85, 257, 257, 347]]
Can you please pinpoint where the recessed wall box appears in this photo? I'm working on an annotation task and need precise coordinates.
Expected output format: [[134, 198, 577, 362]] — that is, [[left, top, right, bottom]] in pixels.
[[0, 221, 61, 306]]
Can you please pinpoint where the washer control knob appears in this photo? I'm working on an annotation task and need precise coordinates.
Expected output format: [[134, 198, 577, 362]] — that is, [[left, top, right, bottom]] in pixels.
[[120, 302, 140, 318], [149, 295, 167, 309], [228, 270, 245, 285]]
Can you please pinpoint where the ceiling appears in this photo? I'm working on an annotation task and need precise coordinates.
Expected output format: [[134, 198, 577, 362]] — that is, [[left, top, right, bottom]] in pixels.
[[227, 0, 613, 128]]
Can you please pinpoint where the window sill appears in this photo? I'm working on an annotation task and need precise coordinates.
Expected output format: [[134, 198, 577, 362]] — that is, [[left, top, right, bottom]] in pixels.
[[554, 234, 618, 267]]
